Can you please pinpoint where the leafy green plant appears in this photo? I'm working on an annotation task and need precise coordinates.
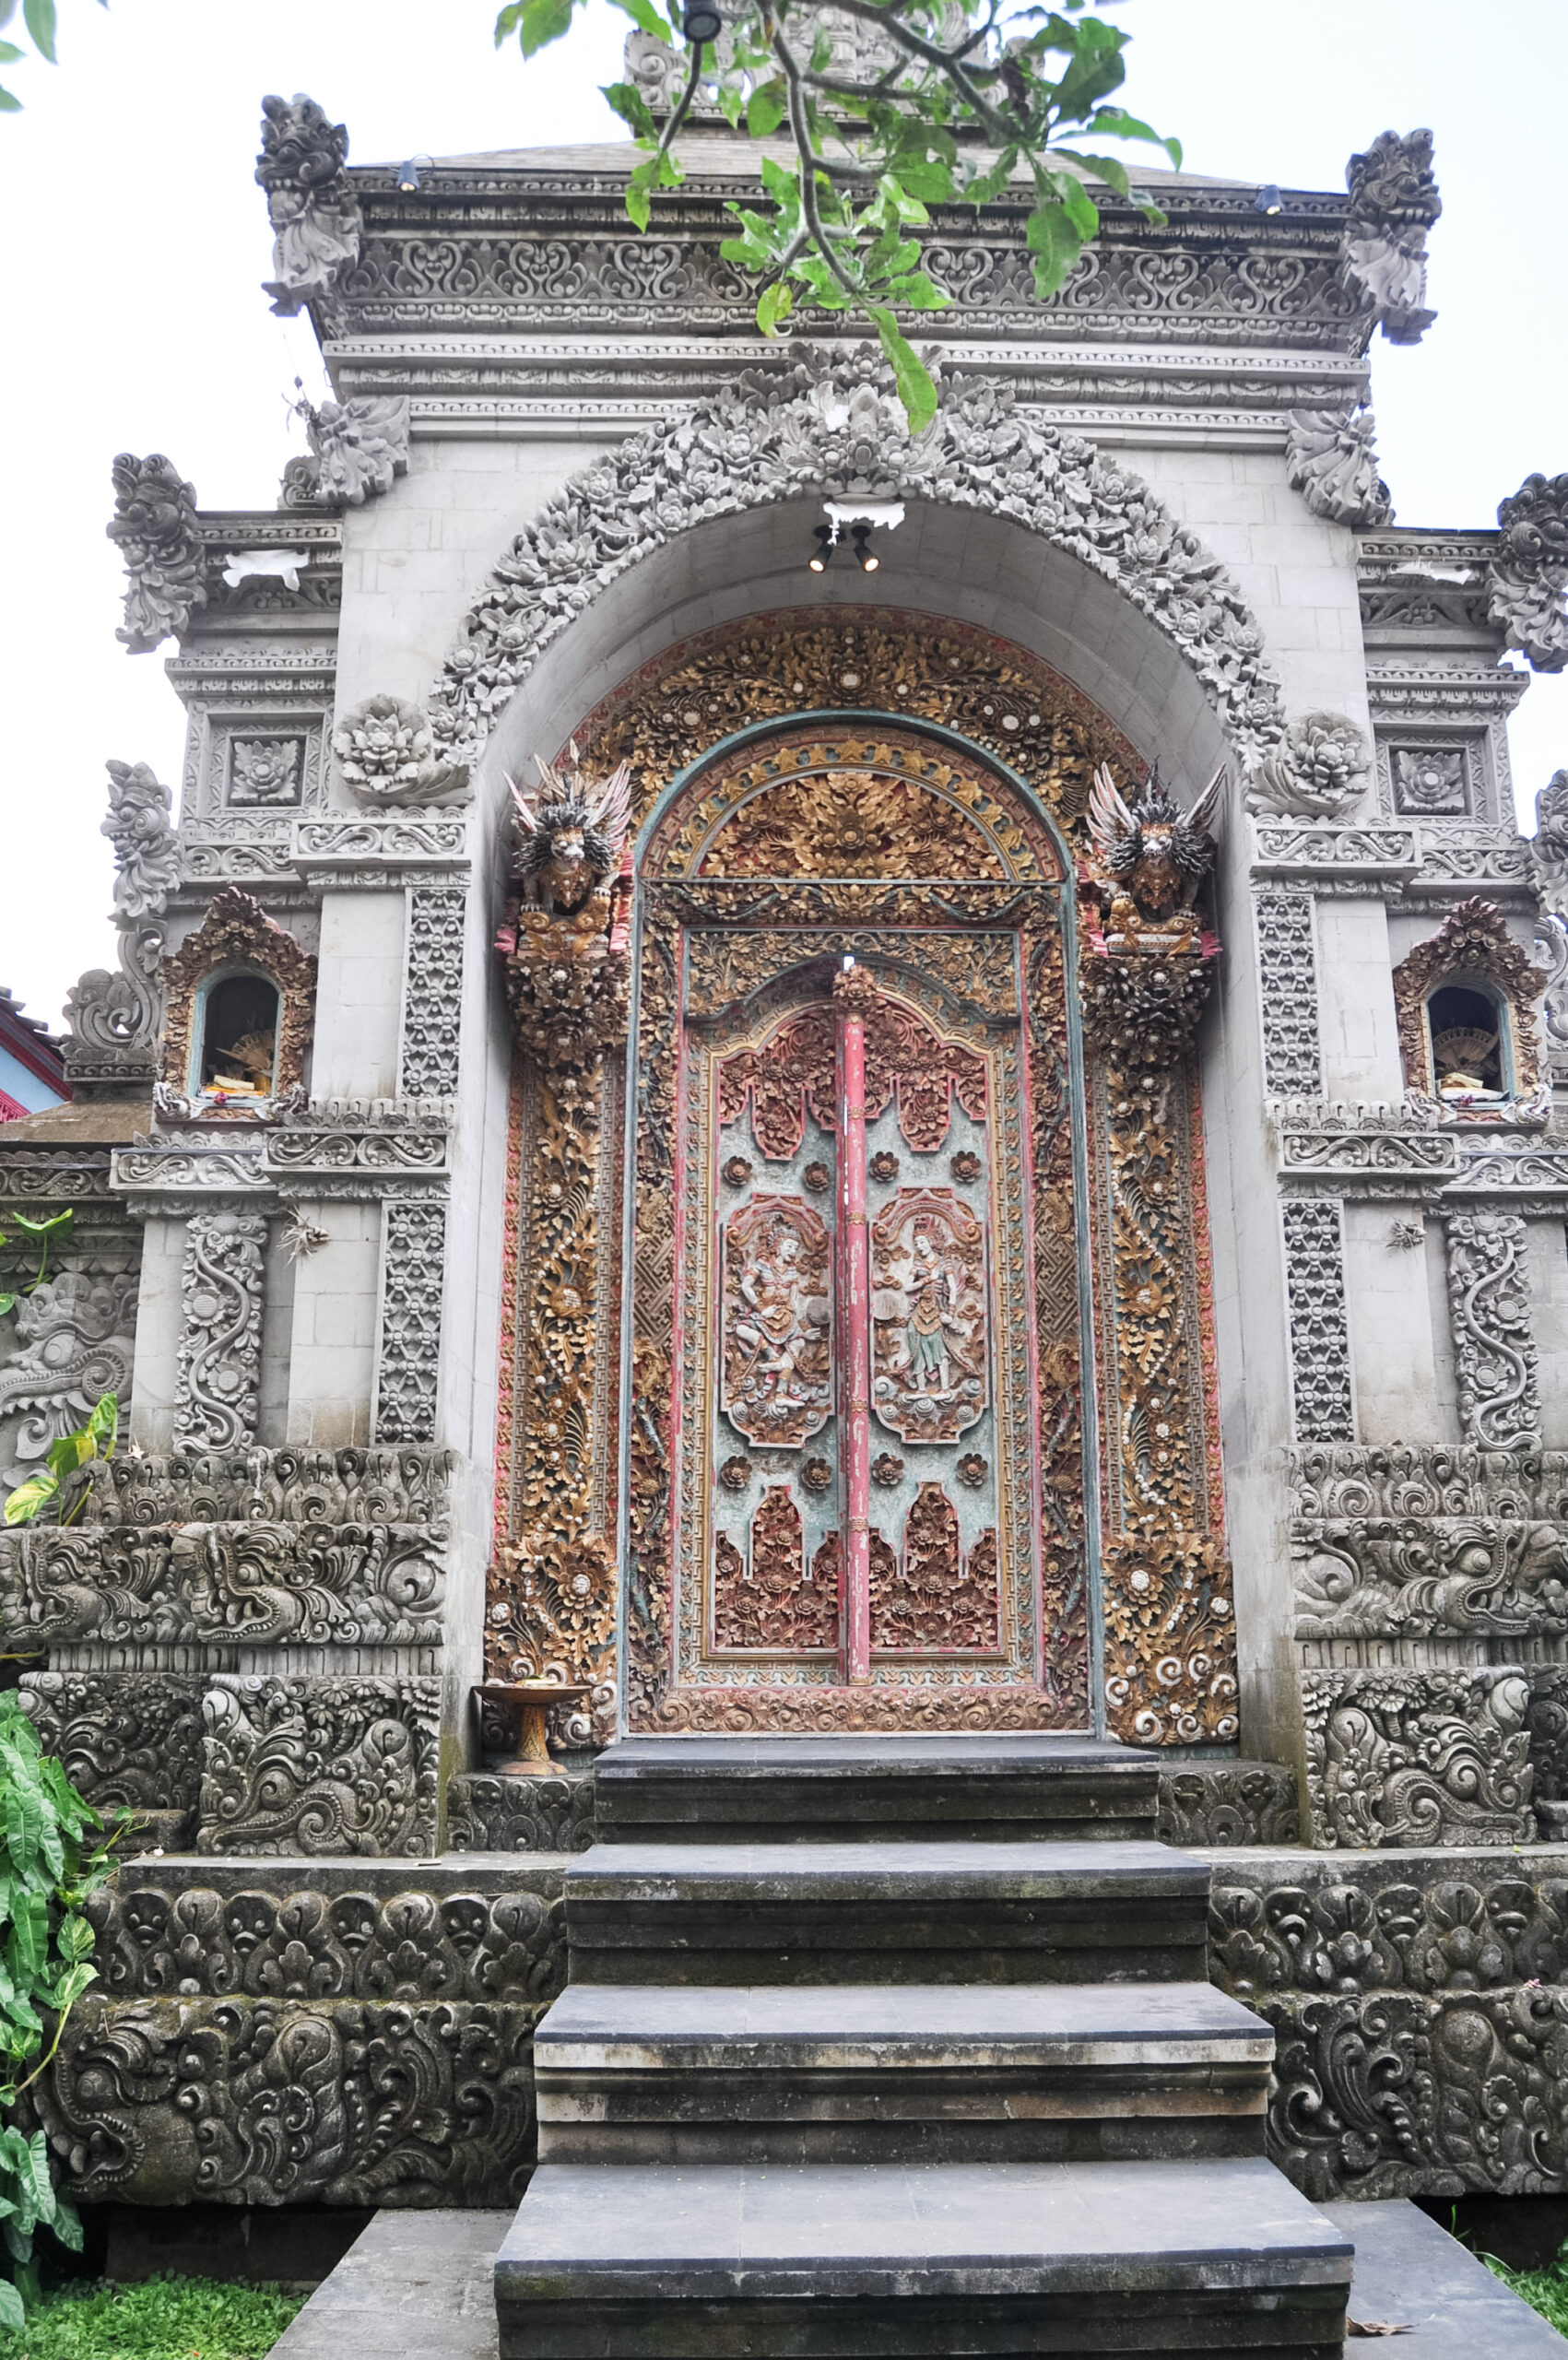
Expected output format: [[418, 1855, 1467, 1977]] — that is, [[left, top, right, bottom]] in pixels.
[[0, 1697, 122, 2325], [1485, 2245, 1568, 2337], [497, 0, 1179, 429], [0, 1212, 74, 1324], [1, 1395, 117, 1532], [0, 2272, 302, 2355], [0, 0, 105, 112]]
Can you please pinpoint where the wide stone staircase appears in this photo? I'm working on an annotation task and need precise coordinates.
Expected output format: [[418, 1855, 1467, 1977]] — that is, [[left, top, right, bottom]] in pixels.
[[495, 1734, 1352, 2356]]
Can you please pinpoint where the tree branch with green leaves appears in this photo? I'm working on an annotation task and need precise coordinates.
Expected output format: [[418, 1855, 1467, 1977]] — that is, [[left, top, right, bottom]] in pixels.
[[497, 0, 1180, 428], [0, 0, 106, 112]]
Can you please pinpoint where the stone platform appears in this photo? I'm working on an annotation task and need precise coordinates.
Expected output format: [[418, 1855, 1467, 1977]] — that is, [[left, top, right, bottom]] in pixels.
[[264, 2201, 1568, 2360]]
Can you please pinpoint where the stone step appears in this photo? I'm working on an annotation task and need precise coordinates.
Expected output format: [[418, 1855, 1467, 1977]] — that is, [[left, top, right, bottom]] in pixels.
[[564, 1840, 1210, 1985], [493, 2156, 1352, 2356], [594, 1732, 1160, 1845], [534, 1980, 1272, 2165]]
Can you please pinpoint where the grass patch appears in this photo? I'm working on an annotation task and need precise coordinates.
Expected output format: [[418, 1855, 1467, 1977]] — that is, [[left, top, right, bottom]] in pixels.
[[0, 2274, 302, 2358], [1486, 2249, 1568, 2338]]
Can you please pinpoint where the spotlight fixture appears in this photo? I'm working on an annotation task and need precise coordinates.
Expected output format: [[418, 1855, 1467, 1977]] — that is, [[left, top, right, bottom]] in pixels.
[[851, 523, 878, 573], [396, 154, 433, 192], [808, 524, 835, 573], [683, 0, 723, 43], [1255, 183, 1283, 216]]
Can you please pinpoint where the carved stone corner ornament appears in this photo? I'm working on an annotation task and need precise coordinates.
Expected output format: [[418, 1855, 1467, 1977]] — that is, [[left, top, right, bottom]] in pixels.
[[1077, 761, 1223, 1065], [159, 888, 318, 1107], [1489, 471, 1568, 674], [107, 454, 206, 654], [255, 91, 363, 317], [1244, 712, 1372, 821], [63, 760, 180, 1091], [281, 396, 410, 511], [330, 691, 470, 807], [1340, 127, 1441, 345], [496, 748, 634, 1073], [1284, 408, 1393, 528]]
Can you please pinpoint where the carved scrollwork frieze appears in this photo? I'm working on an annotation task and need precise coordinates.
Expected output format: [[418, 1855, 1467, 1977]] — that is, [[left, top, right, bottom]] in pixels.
[[197, 1674, 441, 1857], [1301, 1666, 1535, 1848]]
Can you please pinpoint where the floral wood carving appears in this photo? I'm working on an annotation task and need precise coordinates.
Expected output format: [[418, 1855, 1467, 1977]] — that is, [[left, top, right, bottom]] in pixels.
[[429, 357, 1288, 772], [713, 1486, 838, 1653], [1077, 765, 1223, 1068], [1391, 896, 1548, 1106], [159, 888, 317, 1103], [718, 997, 987, 1161]]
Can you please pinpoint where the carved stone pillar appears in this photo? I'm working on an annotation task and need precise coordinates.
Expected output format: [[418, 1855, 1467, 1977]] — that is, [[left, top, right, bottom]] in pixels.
[[173, 1211, 267, 1451], [1441, 1208, 1542, 1449], [1280, 1199, 1355, 1443]]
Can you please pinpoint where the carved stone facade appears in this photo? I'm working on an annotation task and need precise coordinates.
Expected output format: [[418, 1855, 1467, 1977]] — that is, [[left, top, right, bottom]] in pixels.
[[17, 85, 1568, 2220]]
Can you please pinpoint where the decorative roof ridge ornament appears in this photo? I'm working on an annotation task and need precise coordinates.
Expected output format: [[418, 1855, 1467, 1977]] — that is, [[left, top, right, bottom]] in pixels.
[[107, 453, 206, 654], [255, 92, 363, 318], [1340, 127, 1441, 347], [1489, 472, 1568, 674], [62, 761, 180, 1091], [1285, 407, 1393, 529]]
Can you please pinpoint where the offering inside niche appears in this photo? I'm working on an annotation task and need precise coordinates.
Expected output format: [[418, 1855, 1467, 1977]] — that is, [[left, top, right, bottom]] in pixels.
[[1427, 983, 1505, 1102], [199, 973, 282, 1099]]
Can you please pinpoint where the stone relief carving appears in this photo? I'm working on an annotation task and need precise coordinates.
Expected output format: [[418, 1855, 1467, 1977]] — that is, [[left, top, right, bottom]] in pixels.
[[1489, 472, 1568, 674], [1535, 912, 1568, 1084], [255, 91, 363, 316], [198, 1675, 441, 1857], [1442, 1209, 1542, 1450], [18, 1672, 205, 1822], [398, 887, 466, 1100], [159, 889, 318, 1106], [92, 1443, 451, 1527], [173, 1213, 267, 1453], [1280, 1199, 1354, 1444], [228, 738, 303, 808], [1157, 1762, 1300, 1847], [1254, 890, 1322, 1095], [1392, 744, 1471, 818], [0, 1521, 446, 1652], [1245, 714, 1371, 821], [1302, 1667, 1534, 1848], [29, 1996, 536, 2208], [0, 1270, 137, 1489], [63, 761, 178, 1087], [446, 1773, 597, 1856], [428, 357, 1288, 773], [280, 395, 410, 510], [375, 1201, 446, 1446], [1391, 896, 1548, 1109], [329, 693, 470, 808], [1284, 408, 1392, 527], [1340, 128, 1441, 344], [107, 453, 206, 654], [1293, 1512, 1568, 1642], [1533, 770, 1568, 914]]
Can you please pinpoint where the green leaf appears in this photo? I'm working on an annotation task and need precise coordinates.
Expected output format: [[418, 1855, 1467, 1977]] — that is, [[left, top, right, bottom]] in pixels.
[[605, 0, 668, 36], [880, 271, 950, 312], [747, 80, 786, 138], [20, 0, 53, 62], [0, 43, 21, 64], [624, 158, 657, 231], [1025, 197, 1083, 298], [965, 146, 1020, 207], [1055, 148, 1130, 197], [600, 78, 656, 138], [50, 2193, 82, 2253], [45, 1429, 91, 1483], [2, 1469, 58, 1527], [48, 1962, 94, 2012], [868, 306, 937, 435], [0, 1295, 15, 1321], [6, 1214, 70, 1240], [507, 0, 575, 58], [86, 1392, 117, 1459], [756, 280, 794, 335], [0, 2277, 22, 2330]]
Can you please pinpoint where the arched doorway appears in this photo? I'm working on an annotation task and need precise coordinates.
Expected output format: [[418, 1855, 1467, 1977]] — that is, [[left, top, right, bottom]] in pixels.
[[627, 719, 1090, 1730]]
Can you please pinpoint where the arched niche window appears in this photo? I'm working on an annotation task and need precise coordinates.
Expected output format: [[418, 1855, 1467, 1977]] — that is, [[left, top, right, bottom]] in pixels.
[[195, 969, 282, 1098], [1425, 978, 1510, 1102], [159, 888, 318, 1114]]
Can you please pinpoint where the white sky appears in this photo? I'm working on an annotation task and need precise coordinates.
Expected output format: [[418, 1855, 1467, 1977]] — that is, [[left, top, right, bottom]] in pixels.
[[1, 0, 1563, 1032]]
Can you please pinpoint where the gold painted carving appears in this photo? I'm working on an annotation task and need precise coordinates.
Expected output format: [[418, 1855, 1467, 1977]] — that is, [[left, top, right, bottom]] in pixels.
[[159, 887, 317, 1101], [1392, 895, 1549, 1106], [498, 888, 630, 1075]]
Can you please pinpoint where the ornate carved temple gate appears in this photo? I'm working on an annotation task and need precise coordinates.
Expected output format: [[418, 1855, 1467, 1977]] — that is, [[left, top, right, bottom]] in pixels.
[[489, 612, 1236, 1746]]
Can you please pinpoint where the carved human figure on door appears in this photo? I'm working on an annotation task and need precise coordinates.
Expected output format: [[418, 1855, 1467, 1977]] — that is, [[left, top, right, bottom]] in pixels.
[[871, 1191, 987, 1444], [721, 1198, 832, 1446]]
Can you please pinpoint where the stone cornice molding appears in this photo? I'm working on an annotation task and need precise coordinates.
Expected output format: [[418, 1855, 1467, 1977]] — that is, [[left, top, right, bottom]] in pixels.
[[289, 814, 471, 893], [429, 354, 1287, 773], [1250, 821, 1420, 884]]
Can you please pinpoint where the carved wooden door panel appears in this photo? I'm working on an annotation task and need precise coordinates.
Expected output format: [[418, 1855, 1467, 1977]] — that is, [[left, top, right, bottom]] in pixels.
[[631, 720, 1091, 1730]]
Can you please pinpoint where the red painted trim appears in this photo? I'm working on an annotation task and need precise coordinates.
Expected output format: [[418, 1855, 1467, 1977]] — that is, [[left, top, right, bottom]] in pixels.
[[0, 1088, 29, 1123], [0, 1013, 68, 1098], [837, 992, 872, 1683]]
